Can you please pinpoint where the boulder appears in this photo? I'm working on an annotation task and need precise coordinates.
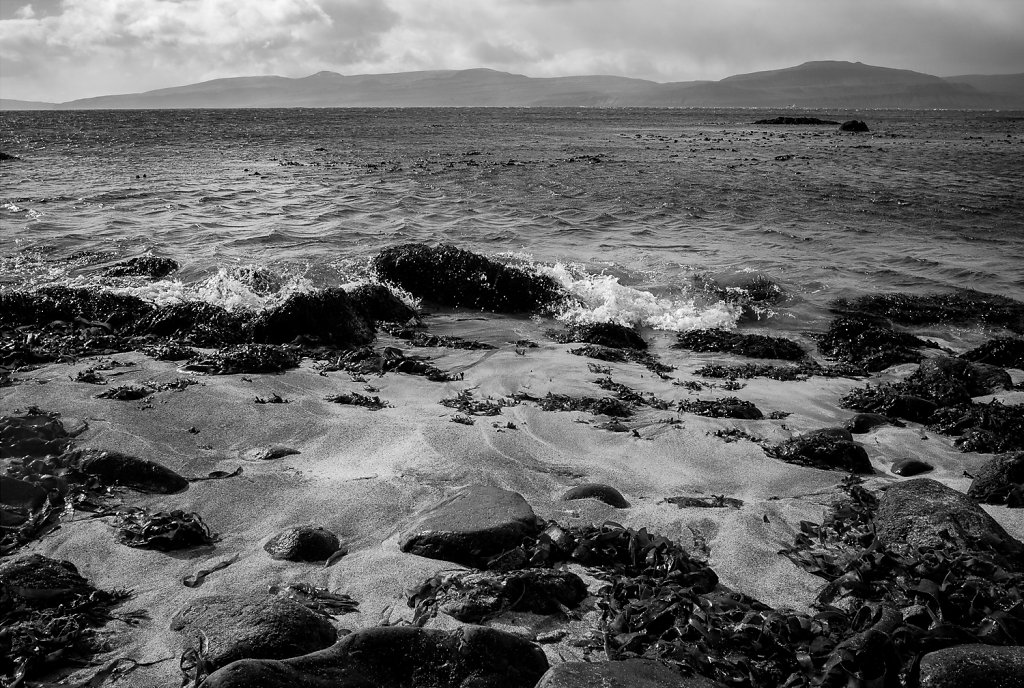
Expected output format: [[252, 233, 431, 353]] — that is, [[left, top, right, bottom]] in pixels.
[[0, 554, 93, 604], [839, 120, 869, 132], [766, 429, 872, 473], [890, 458, 933, 476], [967, 452, 1024, 507], [0, 286, 154, 330], [264, 525, 344, 562], [248, 289, 374, 347], [553, 322, 647, 350], [961, 336, 1024, 369], [202, 625, 549, 688], [874, 478, 1024, 563], [537, 658, 722, 688], [170, 594, 337, 671], [348, 283, 418, 325], [919, 644, 1024, 688], [912, 356, 1012, 402], [845, 413, 901, 434], [815, 315, 929, 372], [103, 256, 179, 279], [80, 450, 189, 493], [399, 485, 542, 567], [886, 395, 939, 423], [228, 265, 282, 295], [372, 243, 563, 313], [562, 483, 630, 508]]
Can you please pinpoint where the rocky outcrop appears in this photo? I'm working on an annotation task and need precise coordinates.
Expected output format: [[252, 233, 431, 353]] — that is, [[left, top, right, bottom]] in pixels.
[[918, 644, 1024, 688], [674, 329, 805, 361], [264, 525, 344, 562], [348, 283, 418, 325]]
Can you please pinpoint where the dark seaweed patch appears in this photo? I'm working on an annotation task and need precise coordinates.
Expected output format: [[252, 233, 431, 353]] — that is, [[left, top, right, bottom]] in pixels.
[[325, 391, 392, 410], [184, 344, 301, 375], [387, 327, 495, 350], [512, 392, 632, 417], [316, 346, 460, 382], [697, 360, 866, 381], [814, 316, 934, 371], [440, 389, 515, 416], [113, 507, 217, 551], [961, 337, 1024, 369], [832, 290, 1024, 333], [678, 396, 763, 419], [593, 377, 671, 409], [674, 329, 805, 361]]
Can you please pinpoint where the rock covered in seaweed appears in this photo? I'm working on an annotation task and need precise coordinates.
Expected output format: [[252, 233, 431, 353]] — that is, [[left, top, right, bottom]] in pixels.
[[832, 290, 1024, 333], [839, 120, 869, 132], [348, 283, 418, 325], [136, 301, 244, 346], [170, 594, 337, 672], [961, 336, 1024, 369], [372, 243, 563, 312], [815, 315, 932, 371], [264, 525, 344, 562], [967, 451, 1024, 507], [248, 288, 374, 346], [399, 485, 542, 567], [674, 329, 805, 360], [0, 553, 93, 603], [201, 625, 549, 688], [79, 450, 189, 494], [103, 256, 179, 279], [0, 285, 154, 330], [918, 645, 1024, 688], [765, 428, 872, 473], [550, 322, 647, 349]]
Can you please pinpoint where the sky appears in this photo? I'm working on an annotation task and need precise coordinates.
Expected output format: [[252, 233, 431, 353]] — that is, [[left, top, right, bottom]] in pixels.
[[2, 0, 1023, 103]]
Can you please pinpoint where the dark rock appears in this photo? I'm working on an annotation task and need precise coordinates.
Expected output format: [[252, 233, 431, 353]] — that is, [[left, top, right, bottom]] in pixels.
[[874, 478, 1024, 562], [562, 483, 630, 508], [678, 396, 764, 419], [567, 344, 627, 362], [890, 458, 933, 476], [103, 256, 179, 279], [264, 525, 343, 562], [399, 485, 542, 567], [551, 322, 647, 350], [0, 286, 154, 330], [913, 356, 1012, 401], [961, 336, 1024, 369], [815, 315, 931, 371], [0, 412, 72, 458], [79, 450, 188, 493], [202, 625, 549, 688], [537, 658, 722, 688], [0, 475, 48, 511], [348, 284, 418, 325], [372, 243, 563, 313], [229, 265, 282, 295], [0, 152, 20, 161], [927, 400, 1024, 453], [244, 445, 300, 461], [754, 117, 839, 125], [765, 430, 872, 473], [137, 301, 245, 346], [674, 329, 805, 361], [428, 569, 589, 623], [0, 554, 93, 604], [967, 452, 1024, 507], [845, 413, 902, 434], [839, 120, 869, 132], [665, 495, 744, 509], [248, 289, 374, 347], [832, 290, 1024, 333], [706, 273, 785, 322], [919, 644, 1024, 688], [886, 394, 939, 423], [170, 594, 337, 671]]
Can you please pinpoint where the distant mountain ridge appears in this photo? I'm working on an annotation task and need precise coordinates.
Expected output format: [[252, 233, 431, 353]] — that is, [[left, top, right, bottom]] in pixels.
[[5, 61, 1023, 110]]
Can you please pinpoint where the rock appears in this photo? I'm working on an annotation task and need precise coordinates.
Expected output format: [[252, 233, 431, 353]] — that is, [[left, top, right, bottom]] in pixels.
[[874, 478, 1024, 562], [832, 290, 1024, 333], [677, 397, 764, 419], [537, 658, 722, 688], [919, 644, 1024, 688], [0, 286, 155, 330], [244, 445, 300, 461], [372, 243, 563, 313], [890, 458, 933, 476], [80, 450, 189, 493], [348, 283, 418, 325], [103, 256, 179, 279], [248, 289, 374, 347], [845, 413, 902, 434], [754, 117, 839, 125], [399, 485, 542, 567], [264, 525, 343, 561], [967, 452, 1024, 507], [137, 301, 245, 346], [674, 329, 805, 361], [887, 395, 939, 423], [765, 429, 872, 473], [815, 315, 930, 372], [202, 625, 549, 688], [0, 475, 49, 510], [552, 322, 647, 350], [961, 336, 1024, 369], [562, 483, 630, 508], [912, 355, 1012, 402], [170, 594, 337, 671], [432, 569, 589, 623], [839, 120, 869, 132], [0, 554, 93, 604], [228, 265, 282, 295]]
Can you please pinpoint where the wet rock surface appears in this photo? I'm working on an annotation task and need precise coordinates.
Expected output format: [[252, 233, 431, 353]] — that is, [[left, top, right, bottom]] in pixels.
[[264, 525, 344, 561], [890, 458, 934, 476], [562, 483, 630, 508], [967, 451, 1024, 507], [537, 659, 724, 688], [399, 485, 542, 567], [874, 478, 1024, 559], [961, 336, 1024, 369], [348, 283, 418, 325], [0, 553, 92, 603], [550, 322, 647, 349], [815, 315, 933, 371], [765, 429, 872, 472], [839, 119, 869, 132], [136, 301, 244, 346], [79, 450, 189, 493], [372, 243, 563, 312], [171, 594, 338, 672], [202, 625, 549, 688], [248, 289, 374, 347], [674, 328, 805, 360], [103, 256, 179, 279], [918, 644, 1024, 688], [845, 412, 902, 433]]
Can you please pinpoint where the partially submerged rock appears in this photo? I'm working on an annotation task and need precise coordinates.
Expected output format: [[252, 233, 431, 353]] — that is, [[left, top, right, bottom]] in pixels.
[[874, 478, 1024, 560], [913, 355, 1012, 401], [399, 485, 542, 567], [537, 659, 722, 688], [550, 322, 647, 350], [348, 283, 418, 325], [815, 315, 932, 371], [137, 301, 244, 346], [170, 594, 337, 672], [0, 285, 154, 330], [562, 483, 630, 508], [674, 329, 805, 361], [103, 256, 179, 279], [765, 429, 872, 473], [832, 290, 1024, 333], [372, 243, 563, 313], [248, 289, 374, 347], [79, 450, 188, 493], [961, 336, 1024, 369], [839, 120, 869, 132], [201, 625, 549, 688], [967, 451, 1024, 507], [918, 644, 1024, 688], [264, 525, 344, 562]]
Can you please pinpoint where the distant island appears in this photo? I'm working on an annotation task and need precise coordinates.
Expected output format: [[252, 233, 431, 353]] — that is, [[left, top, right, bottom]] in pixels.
[[3, 60, 1023, 110]]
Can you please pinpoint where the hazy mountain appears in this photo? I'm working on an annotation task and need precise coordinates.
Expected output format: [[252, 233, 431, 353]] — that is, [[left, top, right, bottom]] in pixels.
[[0, 99, 56, 110], [4, 61, 1023, 110]]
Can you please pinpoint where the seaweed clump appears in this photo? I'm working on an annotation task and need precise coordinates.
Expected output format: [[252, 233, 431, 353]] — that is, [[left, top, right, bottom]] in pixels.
[[440, 389, 515, 416], [674, 329, 805, 361], [677, 397, 763, 419], [103, 256, 179, 279], [961, 336, 1024, 369], [697, 360, 866, 381], [815, 315, 934, 371], [512, 392, 632, 418], [184, 344, 301, 375], [316, 346, 460, 382], [113, 507, 217, 551], [832, 290, 1024, 333]]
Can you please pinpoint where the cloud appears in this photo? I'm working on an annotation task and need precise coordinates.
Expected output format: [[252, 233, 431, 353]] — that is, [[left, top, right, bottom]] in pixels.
[[1, 0, 1022, 102]]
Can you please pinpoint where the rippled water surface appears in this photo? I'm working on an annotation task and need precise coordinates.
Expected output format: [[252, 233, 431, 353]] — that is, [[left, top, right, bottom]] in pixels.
[[1, 108, 1022, 336]]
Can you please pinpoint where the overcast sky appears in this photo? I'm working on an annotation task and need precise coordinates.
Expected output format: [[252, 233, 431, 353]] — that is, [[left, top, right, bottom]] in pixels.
[[2, 0, 1023, 102]]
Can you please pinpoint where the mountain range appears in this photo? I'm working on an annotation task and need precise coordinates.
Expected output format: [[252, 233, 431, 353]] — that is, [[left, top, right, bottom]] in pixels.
[[3, 61, 1023, 110]]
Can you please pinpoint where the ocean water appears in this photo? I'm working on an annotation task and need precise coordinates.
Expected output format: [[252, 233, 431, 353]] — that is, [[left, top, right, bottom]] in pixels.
[[2, 108, 1022, 343]]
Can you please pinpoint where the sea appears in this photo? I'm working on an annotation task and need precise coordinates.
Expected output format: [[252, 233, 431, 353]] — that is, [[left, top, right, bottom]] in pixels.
[[2, 108, 1022, 347]]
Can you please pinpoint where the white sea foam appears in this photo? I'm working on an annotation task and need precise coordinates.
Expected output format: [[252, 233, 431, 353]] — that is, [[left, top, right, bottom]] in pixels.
[[538, 262, 740, 332], [107, 268, 316, 311]]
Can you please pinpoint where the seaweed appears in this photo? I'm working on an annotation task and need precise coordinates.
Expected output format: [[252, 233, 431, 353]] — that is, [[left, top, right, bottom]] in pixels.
[[664, 495, 744, 508], [95, 384, 152, 400], [960, 336, 1024, 369], [103, 256, 178, 279], [439, 389, 514, 416], [697, 361, 866, 381], [386, 327, 495, 350], [549, 322, 647, 350], [928, 401, 1024, 453], [512, 392, 632, 417], [765, 431, 873, 473], [593, 377, 671, 409], [674, 329, 805, 361], [142, 342, 198, 361], [254, 393, 289, 404], [325, 391, 392, 410], [269, 582, 359, 618], [814, 316, 933, 372], [832, 290, 1024, 333], [113, 508, 217, 551], [317, 346, 460, 382], [677, 397, 763, 419], [184, 344, 301, 375], [568, 344, 674, 376]]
